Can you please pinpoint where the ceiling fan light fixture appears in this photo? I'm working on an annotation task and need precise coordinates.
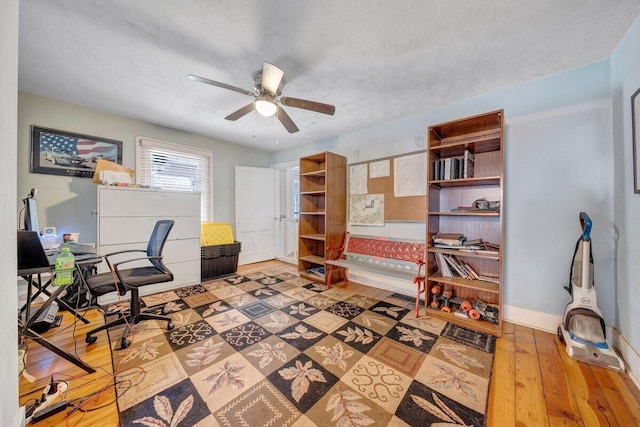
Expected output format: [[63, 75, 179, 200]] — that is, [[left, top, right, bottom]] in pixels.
[[255, 98, 277, 117]]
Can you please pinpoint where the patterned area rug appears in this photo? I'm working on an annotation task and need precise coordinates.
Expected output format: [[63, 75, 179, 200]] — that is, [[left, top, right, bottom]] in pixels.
[[107, 270, 495, 426]]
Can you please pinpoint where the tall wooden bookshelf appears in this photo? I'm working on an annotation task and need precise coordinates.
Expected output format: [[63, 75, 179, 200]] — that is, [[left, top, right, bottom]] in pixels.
[[426, 110, 504, 336], [298, 152, 347, 284]]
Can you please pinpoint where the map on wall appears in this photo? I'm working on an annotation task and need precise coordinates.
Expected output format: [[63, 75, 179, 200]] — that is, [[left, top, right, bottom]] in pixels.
[[349, 194, 384, 226]]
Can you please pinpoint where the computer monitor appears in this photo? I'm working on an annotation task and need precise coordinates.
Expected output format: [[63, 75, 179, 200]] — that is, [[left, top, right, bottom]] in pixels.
[[23, 194, 40, 234]]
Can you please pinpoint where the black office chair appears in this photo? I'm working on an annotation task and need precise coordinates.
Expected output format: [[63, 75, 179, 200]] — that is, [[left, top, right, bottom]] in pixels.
[[85, 220, 176, 349]]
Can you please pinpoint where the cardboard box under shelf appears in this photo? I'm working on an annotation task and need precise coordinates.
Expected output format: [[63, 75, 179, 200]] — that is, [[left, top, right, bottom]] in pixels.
[[201, 241, 242, 280]]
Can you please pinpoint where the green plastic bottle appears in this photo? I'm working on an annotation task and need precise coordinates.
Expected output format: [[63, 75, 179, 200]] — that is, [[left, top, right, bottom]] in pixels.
[[54, 247, 75, 286]]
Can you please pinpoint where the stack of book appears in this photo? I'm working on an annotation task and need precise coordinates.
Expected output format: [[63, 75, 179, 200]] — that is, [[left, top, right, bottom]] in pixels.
[[432, 233, 465, 248], [432, 149, 474, 181], [432, 233, 500, 255], [434, 253, 479, 280]]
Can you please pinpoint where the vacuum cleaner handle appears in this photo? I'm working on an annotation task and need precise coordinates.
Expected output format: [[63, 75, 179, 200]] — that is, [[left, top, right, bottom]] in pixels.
[[579, 212, 592, 241]]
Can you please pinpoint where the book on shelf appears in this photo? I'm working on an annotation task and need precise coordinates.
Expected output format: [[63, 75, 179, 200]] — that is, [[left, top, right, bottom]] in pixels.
[[463, 149, 474, 178], [432, 150, 474, 181], [432, 232, 465, 246], [435, 252, 453, 278], [477, 275, 500, 284], [306, 267, 325, 278], [443, 254, 470, 279]]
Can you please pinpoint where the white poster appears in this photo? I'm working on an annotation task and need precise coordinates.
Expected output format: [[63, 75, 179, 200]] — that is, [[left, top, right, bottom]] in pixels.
[[369, 159, 390, 178], [394, 153, 426, 197], [349, 164, 368, 195]]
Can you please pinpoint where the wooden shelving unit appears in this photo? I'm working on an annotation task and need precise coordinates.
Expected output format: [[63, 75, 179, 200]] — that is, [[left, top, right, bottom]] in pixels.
[[426, 110, 505, 336], [298, 152, 346, 284]]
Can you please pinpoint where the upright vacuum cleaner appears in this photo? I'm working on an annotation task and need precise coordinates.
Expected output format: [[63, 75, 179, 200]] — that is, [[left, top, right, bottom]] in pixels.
[[557, 212, 625, 372]]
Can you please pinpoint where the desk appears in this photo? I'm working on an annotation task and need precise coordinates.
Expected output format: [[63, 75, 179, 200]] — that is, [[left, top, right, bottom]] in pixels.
[[19, 255, 102, 374]]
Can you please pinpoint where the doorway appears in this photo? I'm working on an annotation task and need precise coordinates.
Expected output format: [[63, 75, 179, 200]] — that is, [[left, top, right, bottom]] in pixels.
[[273, 162, 299, 264]]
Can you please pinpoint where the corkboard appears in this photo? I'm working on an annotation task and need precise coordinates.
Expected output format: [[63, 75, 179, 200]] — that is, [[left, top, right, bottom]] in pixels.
[[349, 151, 426, 223]]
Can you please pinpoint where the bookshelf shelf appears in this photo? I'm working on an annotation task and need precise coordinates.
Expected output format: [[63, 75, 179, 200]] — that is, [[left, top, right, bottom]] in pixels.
[[426, 110, 504, 337], [428, 247, 499, 260], [430, 176, 500, 188], [298, 152, 346, 285], [428, 211, 500, 217], [427, 274, 500, 293]]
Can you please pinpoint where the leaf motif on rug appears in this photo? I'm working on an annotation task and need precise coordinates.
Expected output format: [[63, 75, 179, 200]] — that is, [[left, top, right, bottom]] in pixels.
[[162, 301, 184, 313], [213, 313, 243, 327], [359, 314, 391, 328], [227, 276, 247, 285], [279, 360, 327, 402], [289, 303, 316, 316], [437, 343, 484, 369], [259, 277, 280, 285], [411, 393, 469, 426], [326, 386, 374, 426], [348, 296, 375, 307], [307, 296, 334, 307], [315, 343, 354, 371], [254, 288, 275, 296], [172, 312, 193, 327], [267, 294, 295, 307], [429, 364, 479, 402], [185, 339, 223, 368], [247, 342, 287, 368], [264, 313, 292, 329], [228, 294, 254, 307], [396, 326, 434, 347], [121, 340, 163, 363], [133, 394, 194, 427], [201, 301, 228, 317], [280, 325, 322, 340], [372, 306, 404, 318], [336, 326, 377, 345], [202, 361, 246, 395]]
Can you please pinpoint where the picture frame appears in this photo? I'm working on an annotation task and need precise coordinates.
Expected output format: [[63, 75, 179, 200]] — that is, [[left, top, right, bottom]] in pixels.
[[30, 126, 123, 178], [633, 88, 640, 193]]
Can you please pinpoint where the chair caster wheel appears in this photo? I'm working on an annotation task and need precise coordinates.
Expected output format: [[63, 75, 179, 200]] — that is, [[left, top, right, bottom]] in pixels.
[[86, 335, 97, 344], [167, 321, 175, 330], [120, 337, 131, 349]]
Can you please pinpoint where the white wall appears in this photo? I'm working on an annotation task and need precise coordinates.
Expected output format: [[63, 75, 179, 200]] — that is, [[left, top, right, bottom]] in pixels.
[[270, 61, 618, 330], [1, 1, 22, 425], [17, 93, 271, 243], [611, 13, 640, 357]]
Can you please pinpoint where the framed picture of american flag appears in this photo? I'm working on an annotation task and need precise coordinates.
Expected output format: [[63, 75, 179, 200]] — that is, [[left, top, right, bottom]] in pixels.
[[30, 126, 123, 178]]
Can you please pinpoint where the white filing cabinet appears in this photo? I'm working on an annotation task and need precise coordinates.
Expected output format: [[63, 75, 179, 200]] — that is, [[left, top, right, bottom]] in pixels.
[[96, 186, 201, 303]]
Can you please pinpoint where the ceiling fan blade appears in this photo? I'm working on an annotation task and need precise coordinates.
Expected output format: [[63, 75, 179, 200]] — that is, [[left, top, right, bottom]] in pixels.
[[279, 97, 335, 116], [276, 107, 299, 133], [225, 103, 255, 121], [262, 62, 284, 95], [188, 74, 255, 97]]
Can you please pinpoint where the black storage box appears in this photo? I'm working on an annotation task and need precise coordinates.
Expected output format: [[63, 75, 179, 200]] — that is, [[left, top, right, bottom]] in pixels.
[[201, 241, 241, 280]]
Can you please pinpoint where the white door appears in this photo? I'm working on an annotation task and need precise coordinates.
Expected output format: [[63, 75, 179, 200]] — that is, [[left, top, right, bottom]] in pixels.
[[235, 166, 276, 265]]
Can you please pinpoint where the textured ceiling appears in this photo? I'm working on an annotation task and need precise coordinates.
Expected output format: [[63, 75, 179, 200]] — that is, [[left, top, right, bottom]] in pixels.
[[18, 1, 640, 152]]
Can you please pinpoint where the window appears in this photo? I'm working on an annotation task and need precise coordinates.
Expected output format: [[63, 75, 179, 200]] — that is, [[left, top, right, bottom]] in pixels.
[[136, 137, 213, 222]]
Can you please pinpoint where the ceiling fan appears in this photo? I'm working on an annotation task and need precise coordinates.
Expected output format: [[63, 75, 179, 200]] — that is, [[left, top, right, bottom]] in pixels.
[[188, 62, 335, 133]]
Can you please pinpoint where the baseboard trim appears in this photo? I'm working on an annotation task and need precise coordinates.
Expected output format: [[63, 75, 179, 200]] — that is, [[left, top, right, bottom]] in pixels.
[[612, 327, 640, 389]]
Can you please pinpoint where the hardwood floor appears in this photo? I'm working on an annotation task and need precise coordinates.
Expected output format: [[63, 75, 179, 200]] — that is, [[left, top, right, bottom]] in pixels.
[[19, 260, 640, 426]]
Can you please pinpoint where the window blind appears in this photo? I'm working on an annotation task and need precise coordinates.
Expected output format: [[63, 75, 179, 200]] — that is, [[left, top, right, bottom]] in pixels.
[[136, 137, 213, 222]]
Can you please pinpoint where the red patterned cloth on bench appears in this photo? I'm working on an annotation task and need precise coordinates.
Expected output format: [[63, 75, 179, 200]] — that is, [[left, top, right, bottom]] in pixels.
[[326, 232, 425, 288]]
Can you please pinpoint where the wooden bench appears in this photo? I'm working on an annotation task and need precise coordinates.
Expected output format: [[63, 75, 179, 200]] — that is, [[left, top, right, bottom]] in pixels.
[[325, 232, 426, 316]]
